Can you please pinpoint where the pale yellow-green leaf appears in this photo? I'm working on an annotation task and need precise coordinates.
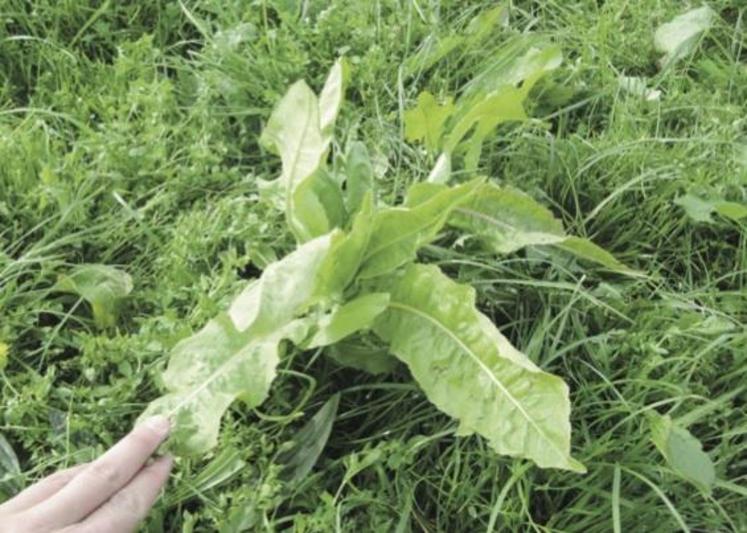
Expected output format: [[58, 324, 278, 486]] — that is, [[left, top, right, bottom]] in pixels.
[[450, 183, 638, 274], [319, 58, 347, 143], [358, 178, 483, 279], [344, 141, 374, 215], [314, 193, 375, 297], [404, 91, 455, 153], [305, 293, 390, 348], [259, 80, 330, 241], [373, 264, 585, 472], [142, 234, 336, 455], [427, 153, 451, 184], [443, 86, 526, 169], [228, 233, 336, 336], [654, 6, 715, 67], [0, 342, 7, 371], [452, 183, 566, 253]]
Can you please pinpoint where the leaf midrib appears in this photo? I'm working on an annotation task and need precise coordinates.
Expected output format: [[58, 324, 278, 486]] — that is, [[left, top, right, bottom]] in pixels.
[[454, 206, 566, 240], [284, 88, 320, 232], [388, 300, 567, 466]]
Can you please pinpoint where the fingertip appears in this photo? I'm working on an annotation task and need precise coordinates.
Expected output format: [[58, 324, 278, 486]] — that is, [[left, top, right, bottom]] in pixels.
[[139, 415, 171, 438]]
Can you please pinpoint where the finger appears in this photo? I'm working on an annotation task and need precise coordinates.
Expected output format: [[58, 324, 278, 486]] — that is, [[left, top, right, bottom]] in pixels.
[[24, 416, 170, 530], [64, 455, 173, 533], [0, 463, 88, 514]]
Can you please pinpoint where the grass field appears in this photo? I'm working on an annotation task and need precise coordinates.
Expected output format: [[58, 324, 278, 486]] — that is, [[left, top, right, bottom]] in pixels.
[[1, 1, 746, 531]]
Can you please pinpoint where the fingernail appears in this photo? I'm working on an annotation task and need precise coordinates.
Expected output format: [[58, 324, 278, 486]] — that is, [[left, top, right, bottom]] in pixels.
[[141, 415, 170, 437]]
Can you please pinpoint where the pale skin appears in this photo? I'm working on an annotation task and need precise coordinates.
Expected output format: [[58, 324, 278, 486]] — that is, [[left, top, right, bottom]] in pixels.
[[0, 415, 172, 533]]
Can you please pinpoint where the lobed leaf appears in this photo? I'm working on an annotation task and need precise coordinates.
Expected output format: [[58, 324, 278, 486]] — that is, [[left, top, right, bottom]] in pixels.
[[141, 234, 336, 455], [405, 41, 561, 170], [373, 263, 585, 472], [443, 87, 526, 170], [404, 91, 455, 153]]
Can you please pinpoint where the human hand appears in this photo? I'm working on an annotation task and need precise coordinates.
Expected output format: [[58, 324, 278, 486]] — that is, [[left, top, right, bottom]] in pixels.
[[0, 416, 173, 533]]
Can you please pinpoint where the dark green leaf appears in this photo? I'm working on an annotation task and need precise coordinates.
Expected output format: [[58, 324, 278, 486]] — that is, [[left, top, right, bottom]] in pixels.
[[325, 337, 399, 375], [277, 394, 340, 483]]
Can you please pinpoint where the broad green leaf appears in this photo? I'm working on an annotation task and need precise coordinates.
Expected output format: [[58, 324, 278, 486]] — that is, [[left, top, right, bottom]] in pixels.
[[649, 413, 716, 493], [715, 202, 747, 221], [292, 168, 346, 237], [229, 233, 336, 336], [440, 43, 561, 169], [319, 59, 347, 143], [674, 194, 718, 223], [450, 183, 637, 274], [344, 141, 374, 215], [675, 193, 747, 223], [373, 264, 584, 472], [276, 394, 340, 482], [404, 91, 455, 153], [305, 293, 390, 348], [326, 336, 398, 375], [451, 183, 566, 253], [141, 235, 336, 455], [54, 264, 133, 328], [259, 80, 330, 241], [654, 6, 715, 67], [315, 193, 375, 297], [259, 61, 348, 239], [140, 316, 290, 455], [443, 87, 526, 169], [358, 178, 483, 279]]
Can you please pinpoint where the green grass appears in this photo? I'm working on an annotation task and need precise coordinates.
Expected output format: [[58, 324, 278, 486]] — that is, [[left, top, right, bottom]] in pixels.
[[1, 0, 745, 531]]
